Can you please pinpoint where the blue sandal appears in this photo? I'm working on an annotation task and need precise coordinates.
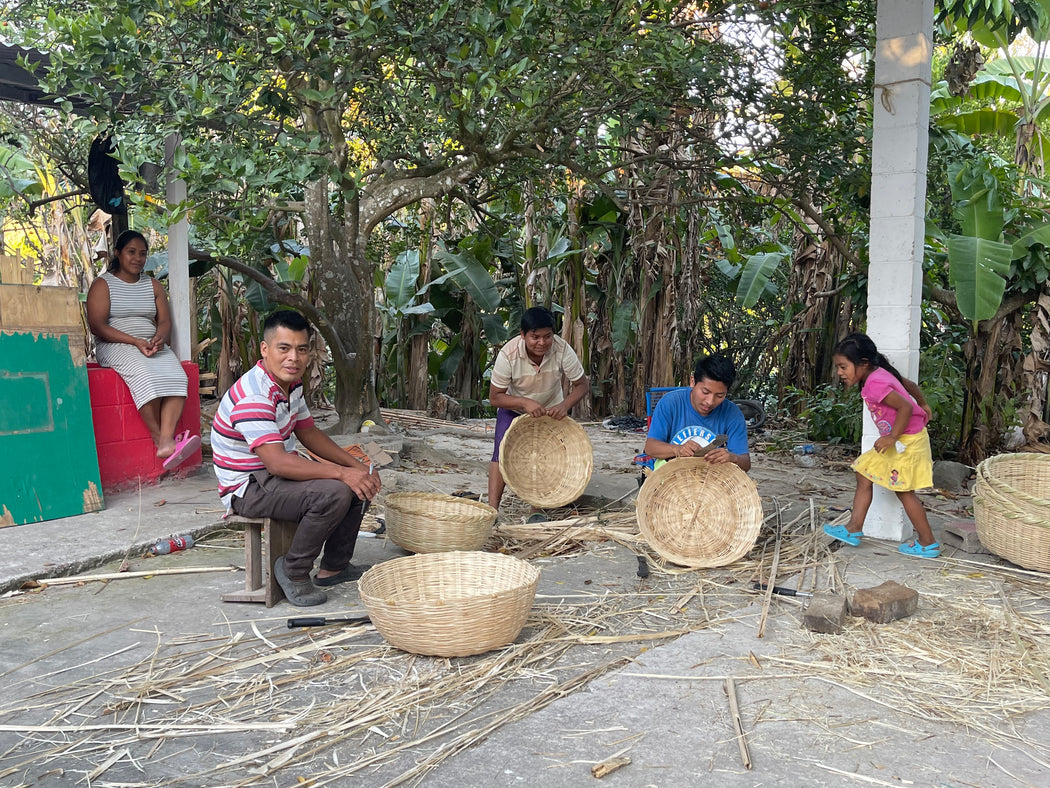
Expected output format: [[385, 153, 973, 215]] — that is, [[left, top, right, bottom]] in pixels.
[[898, 540, 941, 558], [823, 523, 862, 547]]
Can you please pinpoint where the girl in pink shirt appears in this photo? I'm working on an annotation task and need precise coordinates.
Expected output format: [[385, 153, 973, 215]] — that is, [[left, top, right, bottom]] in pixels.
[[823, 333, 940, 558]]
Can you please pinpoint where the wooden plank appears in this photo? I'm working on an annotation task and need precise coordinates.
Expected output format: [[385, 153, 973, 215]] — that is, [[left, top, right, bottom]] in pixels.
[[0, 284, 82, 332], [244, 521, 263, 591], [220, 588, 268, 604], [265, 519, 298, 608], [0, 255, 33, 285]]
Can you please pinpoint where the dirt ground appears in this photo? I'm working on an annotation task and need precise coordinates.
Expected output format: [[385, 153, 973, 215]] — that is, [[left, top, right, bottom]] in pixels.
[[1, 416, 1047, 787]]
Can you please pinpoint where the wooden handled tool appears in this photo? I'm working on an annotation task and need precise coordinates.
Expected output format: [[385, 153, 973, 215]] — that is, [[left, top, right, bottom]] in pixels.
[[752, 582, 813, 599], [287, 615, 371, 628]]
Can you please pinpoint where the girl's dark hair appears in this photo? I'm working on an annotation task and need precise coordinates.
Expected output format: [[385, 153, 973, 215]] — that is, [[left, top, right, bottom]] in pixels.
[[520, 306, 556, 333], [108, 230, 148, 273], [833, 332, 905, 384]]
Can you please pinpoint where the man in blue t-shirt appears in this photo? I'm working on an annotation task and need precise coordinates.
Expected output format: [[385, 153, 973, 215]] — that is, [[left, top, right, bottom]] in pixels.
[[643, 355, 751, 472]]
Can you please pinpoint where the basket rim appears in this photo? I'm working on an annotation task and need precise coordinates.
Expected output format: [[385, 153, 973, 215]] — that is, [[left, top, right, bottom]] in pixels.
[[976, 452, 1050, 509], [359, 550, 541, 603], [384, 490, 497, 516]]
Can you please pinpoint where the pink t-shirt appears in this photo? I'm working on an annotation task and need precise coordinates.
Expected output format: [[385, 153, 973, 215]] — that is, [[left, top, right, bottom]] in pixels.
[[861, 367, 928, 436]]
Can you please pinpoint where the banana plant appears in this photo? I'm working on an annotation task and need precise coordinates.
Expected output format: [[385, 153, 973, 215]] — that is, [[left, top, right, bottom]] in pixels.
[[944, 160, 1013, 323], [711, 213, 787, 310]]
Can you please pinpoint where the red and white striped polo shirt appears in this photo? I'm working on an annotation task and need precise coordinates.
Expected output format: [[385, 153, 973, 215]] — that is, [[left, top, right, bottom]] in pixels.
[[212, 360, 315, 508]]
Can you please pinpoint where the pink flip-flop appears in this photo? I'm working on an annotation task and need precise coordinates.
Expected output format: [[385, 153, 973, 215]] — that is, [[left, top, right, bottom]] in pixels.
[[163, 430, 202, 470]]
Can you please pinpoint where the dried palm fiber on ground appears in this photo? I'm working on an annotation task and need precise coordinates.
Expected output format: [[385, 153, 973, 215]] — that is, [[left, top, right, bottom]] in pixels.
[[5, 561, 1046, 784], [4, 499, 1047, 784], [493, 510, 645, 558], [762, 570, 1050, 761], [359, 551, 539, 656], [498, 415, 593, 507], [636, 458, 763, 567], [0, 581, 727, 787], [383, 491, 497, 553], [974, 452, 1050, 572]]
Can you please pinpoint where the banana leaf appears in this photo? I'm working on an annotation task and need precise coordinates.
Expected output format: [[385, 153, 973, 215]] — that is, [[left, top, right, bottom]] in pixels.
[[434, 247, 501, 312], [947, 234, 1012, 322], [736, 252, 784, 309]]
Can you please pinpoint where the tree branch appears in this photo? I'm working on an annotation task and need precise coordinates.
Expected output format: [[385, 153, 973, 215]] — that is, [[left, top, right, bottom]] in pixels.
[[795, 195, 863, 269], [187, 246, 355, 364]]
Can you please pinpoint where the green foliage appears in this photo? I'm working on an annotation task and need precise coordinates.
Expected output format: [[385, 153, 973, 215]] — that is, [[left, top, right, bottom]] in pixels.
[[937, 0, 1050, 46], [433, 243, 502, 314], [0, 145, 43, 200], [919, 314, 969, 459], [782, 383, 863, 445]]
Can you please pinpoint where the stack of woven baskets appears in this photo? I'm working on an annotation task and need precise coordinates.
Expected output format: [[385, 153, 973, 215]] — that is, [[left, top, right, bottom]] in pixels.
[[361, 491, 538, 656], [973, 452, 1050, 572]]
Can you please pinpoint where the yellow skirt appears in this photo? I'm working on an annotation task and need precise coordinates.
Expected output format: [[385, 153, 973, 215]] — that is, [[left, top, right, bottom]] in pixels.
[[852, 429, 933, 492]]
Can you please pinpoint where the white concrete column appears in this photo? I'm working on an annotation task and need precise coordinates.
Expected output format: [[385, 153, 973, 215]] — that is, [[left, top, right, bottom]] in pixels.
[[863, 0, 933, 540], [164, 133, 191, 362]]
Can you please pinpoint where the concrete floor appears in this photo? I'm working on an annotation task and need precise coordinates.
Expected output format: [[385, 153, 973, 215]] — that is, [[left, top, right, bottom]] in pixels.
[[1, 425, 1047, 787]]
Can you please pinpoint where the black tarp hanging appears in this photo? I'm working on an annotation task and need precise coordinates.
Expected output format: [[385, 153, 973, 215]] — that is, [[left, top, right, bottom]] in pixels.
[[87, 136, 127, 215]]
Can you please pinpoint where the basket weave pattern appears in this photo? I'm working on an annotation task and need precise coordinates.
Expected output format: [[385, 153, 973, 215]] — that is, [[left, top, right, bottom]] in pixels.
[[635, 458, 762, 568], [973, 453, 1050, 572], [498, 415, 593, 508], [359, 551, 540, 657], [383, 492, 497, 554]]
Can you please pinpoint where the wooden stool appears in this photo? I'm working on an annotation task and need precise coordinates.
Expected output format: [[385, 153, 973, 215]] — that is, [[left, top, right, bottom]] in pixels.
[[220, 515, 298, 607]]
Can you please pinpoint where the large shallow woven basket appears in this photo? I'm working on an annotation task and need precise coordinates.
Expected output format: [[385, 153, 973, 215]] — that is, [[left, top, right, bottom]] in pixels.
[[358, 551, 540, 657], [973, 452, 1050, 572], [498, 415, 593, 508], [635, 458, 763, 568], [383, 492, 497, 553]]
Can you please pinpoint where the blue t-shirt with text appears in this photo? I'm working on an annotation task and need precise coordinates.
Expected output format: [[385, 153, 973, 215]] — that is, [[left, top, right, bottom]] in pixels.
[[647, 388, 749, 456]]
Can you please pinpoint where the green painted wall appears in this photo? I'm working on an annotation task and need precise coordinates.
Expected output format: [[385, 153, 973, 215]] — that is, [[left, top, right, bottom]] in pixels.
[[0, 331, 103, 526]]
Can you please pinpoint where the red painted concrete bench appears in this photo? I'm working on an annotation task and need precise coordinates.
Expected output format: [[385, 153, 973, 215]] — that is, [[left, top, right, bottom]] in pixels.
[[87, 361, 202, 492]]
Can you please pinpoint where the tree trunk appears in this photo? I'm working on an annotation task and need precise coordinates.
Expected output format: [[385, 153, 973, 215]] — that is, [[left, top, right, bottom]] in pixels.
[[407, 334, 429, 410], [216, 278, 240, 399], [1020, 289, 1050, 444], [407, 204, 435, 410], [449, 299, 479, 403], [778, 218, 846, 406], [302, 179, 379, 433], [959, 311, 1025, 464]]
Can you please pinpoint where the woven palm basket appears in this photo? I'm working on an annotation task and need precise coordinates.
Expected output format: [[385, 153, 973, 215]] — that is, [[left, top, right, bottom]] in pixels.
[[498, 415, 593, 508], [973, 453, 1050, 572], [635, 458, 762, 568], [358, 551, 541, 657], [384, 492, 497, 553]]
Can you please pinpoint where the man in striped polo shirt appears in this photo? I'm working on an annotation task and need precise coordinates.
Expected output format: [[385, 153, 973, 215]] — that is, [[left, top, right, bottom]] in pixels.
[[212, 310, 381, 607]]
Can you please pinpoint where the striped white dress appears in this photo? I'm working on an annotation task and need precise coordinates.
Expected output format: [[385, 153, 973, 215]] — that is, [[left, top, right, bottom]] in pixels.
[[93, 271, 188, 409]]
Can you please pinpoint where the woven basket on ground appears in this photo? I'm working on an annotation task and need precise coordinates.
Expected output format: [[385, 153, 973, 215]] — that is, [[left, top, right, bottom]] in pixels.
[[383, 492, 497, 553], [358, 551, 540, 657], [973, 452, 1050, 572], [498, 415, 593, 508], [635, 458, 762, 568]]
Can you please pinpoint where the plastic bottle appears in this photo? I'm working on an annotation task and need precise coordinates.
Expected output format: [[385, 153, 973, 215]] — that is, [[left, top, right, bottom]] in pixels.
[[792, 444, 815, 455], [149, 534, 195, 556]]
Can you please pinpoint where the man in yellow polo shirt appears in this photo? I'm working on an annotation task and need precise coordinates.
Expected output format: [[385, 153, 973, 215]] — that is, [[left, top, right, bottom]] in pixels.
[[488, 307, 589, 514]]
